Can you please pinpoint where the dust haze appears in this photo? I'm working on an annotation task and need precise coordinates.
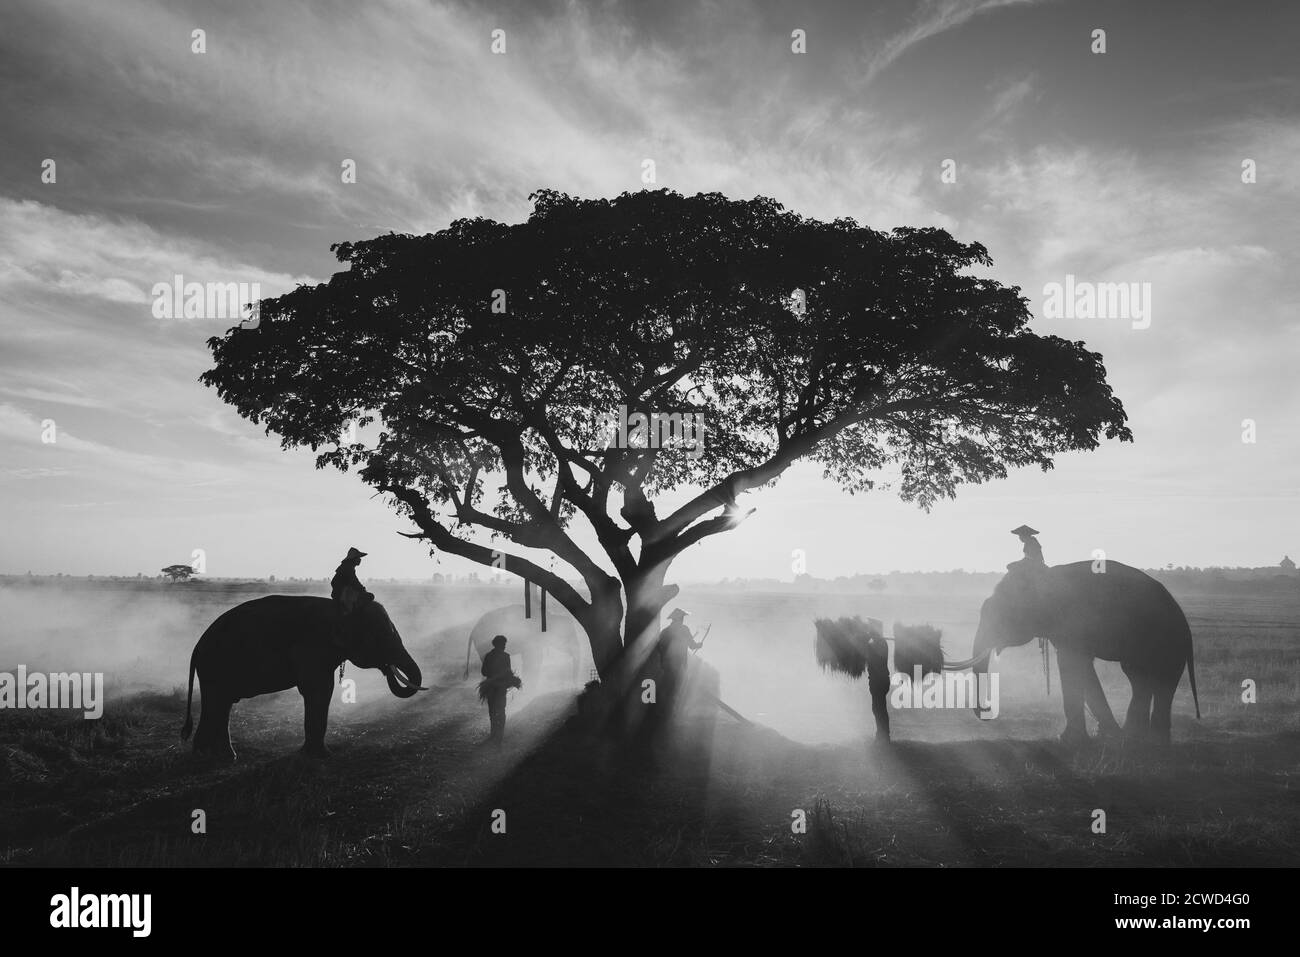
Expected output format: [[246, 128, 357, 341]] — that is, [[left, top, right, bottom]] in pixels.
[[0, 577, 1085, 745]]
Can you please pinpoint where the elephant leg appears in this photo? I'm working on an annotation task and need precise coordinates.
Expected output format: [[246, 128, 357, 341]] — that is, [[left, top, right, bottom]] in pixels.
[[195, 696, 235, 761], [1081, 660, 1121, 738], [191, 692, 213, 750], [1056, 647, 1090, 745], [299, 676, 334, 757], [1150, 681, 1175, 745], [1122, 664, 1153, 740]]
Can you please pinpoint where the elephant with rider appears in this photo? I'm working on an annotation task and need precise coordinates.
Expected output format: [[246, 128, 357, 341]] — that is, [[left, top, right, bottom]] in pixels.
[[182, 595, 423, 759], [949, 561, 1200, 744]]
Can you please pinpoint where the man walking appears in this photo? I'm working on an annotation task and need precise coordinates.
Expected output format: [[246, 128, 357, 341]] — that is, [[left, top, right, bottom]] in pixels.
[[479, 635, 520, 744]]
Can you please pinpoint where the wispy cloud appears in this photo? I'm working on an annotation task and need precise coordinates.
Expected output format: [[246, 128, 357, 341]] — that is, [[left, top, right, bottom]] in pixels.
[[0, 0, 1295, 575], [0, 199, 313, 311], [860, 0, 1046, 88]]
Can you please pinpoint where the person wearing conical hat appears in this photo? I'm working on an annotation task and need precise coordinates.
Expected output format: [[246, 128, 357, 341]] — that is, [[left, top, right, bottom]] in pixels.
[[1008, 524, 1046, 579], [1011, 525, 1044, 565], [330, 546, 372, 614], [656, 607, 702, 714]]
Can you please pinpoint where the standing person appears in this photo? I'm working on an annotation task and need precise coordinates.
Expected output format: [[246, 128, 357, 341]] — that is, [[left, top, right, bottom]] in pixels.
[[330, 547, 371, 613], [479, 635, 520, 744], [865, 633, 892, 744], [656, 608, 702, 711]]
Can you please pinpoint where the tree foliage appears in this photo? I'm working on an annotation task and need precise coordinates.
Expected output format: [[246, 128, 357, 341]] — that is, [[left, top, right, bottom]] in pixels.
[[203, 189, 1130, 673]]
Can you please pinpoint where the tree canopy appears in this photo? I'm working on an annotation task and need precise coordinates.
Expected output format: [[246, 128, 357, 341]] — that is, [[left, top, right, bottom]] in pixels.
[[202, 189, 1131, 676], [162, 564, 195, 582]]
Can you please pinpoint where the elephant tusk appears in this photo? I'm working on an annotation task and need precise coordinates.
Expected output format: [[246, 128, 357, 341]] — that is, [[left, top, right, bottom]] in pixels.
[[943, 652, 990, 671], [386, 665, 426, 691]]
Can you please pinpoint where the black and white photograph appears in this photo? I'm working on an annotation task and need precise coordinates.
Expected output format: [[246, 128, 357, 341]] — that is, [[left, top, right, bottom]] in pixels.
[[0, 0, 1295, 933]]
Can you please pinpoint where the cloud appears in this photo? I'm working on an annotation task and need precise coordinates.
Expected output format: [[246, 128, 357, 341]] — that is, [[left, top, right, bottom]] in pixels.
[[0, 0, 1296, 576], [0, 198, 313, 311], [0, 403, 112, 456], [0, 467, 71, 479], [3, 0, 957, 237], [0, 382, 109, 409], [989, 75, 1038, 121], [860, 0, 1045, 88]]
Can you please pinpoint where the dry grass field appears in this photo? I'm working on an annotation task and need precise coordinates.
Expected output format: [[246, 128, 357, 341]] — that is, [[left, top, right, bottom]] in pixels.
[[1, 579, 1296, 866]]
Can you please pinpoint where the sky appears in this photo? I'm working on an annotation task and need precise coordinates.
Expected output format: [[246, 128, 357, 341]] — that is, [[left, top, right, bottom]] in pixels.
[[1, 0, 1297, 581]]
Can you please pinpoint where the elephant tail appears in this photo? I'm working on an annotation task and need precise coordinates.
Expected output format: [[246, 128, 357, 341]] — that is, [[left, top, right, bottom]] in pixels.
[[1186, 640, 1201, 720], [181, 647, 197, 741]]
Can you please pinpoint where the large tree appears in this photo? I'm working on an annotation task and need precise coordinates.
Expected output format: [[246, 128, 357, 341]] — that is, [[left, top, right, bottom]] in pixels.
[[202, 189, 1130, 686]]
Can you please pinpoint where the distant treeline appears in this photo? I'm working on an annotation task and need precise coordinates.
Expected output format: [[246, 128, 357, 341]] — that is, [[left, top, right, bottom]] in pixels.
[[2, 566, 1296, 598], [712, 567, 1300, 597], [0, 573, 516, 588]]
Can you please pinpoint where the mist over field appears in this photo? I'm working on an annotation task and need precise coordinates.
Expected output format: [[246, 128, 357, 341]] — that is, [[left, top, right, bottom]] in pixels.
[[3, 576, 1290, 745], [0, 577, 1032, 741]]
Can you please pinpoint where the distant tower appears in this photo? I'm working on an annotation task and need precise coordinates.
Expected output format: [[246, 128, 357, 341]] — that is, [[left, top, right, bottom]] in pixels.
[[1281, 555, 1296, 572]]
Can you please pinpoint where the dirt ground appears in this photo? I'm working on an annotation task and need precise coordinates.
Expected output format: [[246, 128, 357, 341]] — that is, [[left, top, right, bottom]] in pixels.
[[1, 580, 1297, 867]]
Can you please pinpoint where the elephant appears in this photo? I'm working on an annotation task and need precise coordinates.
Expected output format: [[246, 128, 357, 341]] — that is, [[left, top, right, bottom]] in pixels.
[[181, 596, 423, 759], [464, 604, 583, 690], [950, 562, 1200, 744]]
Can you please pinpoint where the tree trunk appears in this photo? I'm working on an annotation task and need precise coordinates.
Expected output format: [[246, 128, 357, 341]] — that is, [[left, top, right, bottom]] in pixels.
[[624, 563, 677, 665], [577, 564, 678, 697], [579, 584, 625, 681]]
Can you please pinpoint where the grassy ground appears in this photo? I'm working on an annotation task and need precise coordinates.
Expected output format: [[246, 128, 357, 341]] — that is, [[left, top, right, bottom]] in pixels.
[[2, 686, 1296, 867], [1, 581, 1297, 866]]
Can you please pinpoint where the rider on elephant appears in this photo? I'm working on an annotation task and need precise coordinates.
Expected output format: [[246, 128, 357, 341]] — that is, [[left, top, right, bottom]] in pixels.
[[1009, 525, 1045, 576], [330, 547, 372, 615]]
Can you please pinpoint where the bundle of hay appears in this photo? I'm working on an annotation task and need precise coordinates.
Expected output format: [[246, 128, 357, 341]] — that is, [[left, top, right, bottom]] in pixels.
[[813, 616, 883, 678], [892, 622, 944, 681], [477, 673, 523, 702]]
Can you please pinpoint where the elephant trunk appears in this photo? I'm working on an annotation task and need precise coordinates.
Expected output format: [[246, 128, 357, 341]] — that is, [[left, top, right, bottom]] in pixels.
[[384, 646, 424, 698], [969, 648, 993, 715], [942, 618, 995, 715], [966, 615, 999, 715]]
